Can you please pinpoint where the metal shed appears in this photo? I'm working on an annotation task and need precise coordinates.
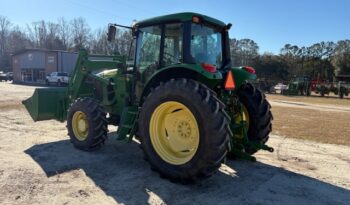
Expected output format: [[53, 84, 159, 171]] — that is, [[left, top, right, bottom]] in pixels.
[[12, 49, 78, 84]]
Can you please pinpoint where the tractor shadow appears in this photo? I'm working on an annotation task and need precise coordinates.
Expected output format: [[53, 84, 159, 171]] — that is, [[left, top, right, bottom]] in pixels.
[[25, 134, 350, 205]]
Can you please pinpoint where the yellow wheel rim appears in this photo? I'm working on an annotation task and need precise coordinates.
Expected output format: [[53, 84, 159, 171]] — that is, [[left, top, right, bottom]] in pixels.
[[242, 105, 250, 128], [149, 101, 200, 165], [72, 111, 89, 141], [234, 105, 250, 138]]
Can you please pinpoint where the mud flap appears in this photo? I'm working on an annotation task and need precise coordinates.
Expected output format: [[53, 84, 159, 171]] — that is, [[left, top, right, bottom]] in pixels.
[[22, 87, 67, 122]]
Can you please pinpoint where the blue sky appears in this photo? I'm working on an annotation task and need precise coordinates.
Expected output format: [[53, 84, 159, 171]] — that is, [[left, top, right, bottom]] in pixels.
[[1, 0, 349, 54]]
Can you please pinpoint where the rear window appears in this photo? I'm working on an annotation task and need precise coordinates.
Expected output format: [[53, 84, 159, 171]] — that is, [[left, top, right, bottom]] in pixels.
[[57, 73, 68, 76]]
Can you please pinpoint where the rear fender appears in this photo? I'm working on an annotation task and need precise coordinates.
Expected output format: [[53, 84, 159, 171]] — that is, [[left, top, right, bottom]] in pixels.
[[229, 67, 257, 91], [139, 64, 223, 105]]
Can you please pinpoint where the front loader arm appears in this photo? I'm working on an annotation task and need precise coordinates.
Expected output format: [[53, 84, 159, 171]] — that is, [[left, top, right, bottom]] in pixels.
[[67, 50, 126, 102], [23, 50, 127, 122]]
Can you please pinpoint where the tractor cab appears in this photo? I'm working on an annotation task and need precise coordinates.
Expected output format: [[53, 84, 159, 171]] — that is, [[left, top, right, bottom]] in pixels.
[[108, 13, 233, 101], [109, 12, 231, 70], [133, 14, 230, 70]]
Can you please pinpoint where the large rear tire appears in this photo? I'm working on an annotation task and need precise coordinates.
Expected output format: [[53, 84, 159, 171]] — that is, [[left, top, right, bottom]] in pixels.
[[67, 98, 108, 151], [138, 79, 229, 183], [236, 83, 272, 155]]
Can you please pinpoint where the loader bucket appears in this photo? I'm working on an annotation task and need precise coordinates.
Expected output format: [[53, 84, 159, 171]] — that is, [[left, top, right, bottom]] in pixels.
[[22, 87, 67, 122]]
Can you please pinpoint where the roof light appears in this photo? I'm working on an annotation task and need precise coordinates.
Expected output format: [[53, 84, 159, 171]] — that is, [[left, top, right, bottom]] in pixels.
[[225, 70, 236, 90], [243, 66, 256, 74], [192, 16, 201, 24], [201, 63, 216, 73]]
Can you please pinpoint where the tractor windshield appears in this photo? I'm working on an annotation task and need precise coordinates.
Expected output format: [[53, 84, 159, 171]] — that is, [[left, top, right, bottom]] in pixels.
[[190, 24, 223, 68]]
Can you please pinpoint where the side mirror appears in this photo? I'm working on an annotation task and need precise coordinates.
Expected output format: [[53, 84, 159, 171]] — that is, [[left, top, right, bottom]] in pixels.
[[225, 23, 232, 31], [107, 25, 116, 42]]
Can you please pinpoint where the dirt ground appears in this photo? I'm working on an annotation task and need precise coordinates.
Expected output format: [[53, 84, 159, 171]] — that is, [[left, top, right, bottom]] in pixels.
[[267, 94, 350, 145], [0, 82, 349, 205]]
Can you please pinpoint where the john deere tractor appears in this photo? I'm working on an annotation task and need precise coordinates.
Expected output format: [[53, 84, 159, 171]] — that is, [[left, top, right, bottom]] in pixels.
[[23, 12, 273, 182], [283, 76, 311, 96]]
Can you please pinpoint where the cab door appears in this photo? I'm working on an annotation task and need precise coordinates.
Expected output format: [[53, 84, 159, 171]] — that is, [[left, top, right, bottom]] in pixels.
[[133, 23, 184, 102], [134, 25, 162, 99]]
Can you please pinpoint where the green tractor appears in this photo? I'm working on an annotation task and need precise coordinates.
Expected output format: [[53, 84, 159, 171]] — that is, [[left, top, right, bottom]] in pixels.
[[283, 76, 311, 96], [23, 12, 273, 182], [315, 82, 349, 98]]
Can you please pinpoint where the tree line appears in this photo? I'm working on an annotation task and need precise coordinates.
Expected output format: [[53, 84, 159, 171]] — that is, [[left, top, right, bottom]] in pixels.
[[1, 15, 349, 81], [230, 39, 350, 81]]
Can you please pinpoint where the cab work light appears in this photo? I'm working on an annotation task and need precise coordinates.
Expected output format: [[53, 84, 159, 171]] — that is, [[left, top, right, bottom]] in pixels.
[[192, 16, 201, 23]]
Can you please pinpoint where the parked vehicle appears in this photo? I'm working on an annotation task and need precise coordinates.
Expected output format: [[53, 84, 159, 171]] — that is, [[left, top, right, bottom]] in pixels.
[[315, 82, 349, 98], [0, 71, 12, 82], [6, 72, 13, 81], [46, 72, 69, 86], [0, 72, 7, 81], [274, 83, 288, 93], [283, 76, 311, 96], [252, 79, 275, 93]]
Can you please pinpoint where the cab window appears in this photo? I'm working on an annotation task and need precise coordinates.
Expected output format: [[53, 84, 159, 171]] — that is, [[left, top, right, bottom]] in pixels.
[[136, 25, 162, 73], [190, 24, 223, 67], [162, 23, 183, 66]]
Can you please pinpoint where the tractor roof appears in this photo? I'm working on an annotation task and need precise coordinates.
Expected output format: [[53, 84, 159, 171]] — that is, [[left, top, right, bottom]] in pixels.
[[135, 12, 226, 27]]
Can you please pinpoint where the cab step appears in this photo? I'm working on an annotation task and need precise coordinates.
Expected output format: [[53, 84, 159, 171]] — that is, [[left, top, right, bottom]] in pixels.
[[116, 106, 139, 141]]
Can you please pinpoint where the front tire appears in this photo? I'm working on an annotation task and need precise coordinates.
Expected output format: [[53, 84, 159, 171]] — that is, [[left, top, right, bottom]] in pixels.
[[139, 79, 229, 182], [67, 98, 108, 151]]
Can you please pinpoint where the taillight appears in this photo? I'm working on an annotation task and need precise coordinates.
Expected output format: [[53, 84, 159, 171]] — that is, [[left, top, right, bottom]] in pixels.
[[225, 70, 236, 90], [201, 63, 216, 73], [243, 66, 256, 74]]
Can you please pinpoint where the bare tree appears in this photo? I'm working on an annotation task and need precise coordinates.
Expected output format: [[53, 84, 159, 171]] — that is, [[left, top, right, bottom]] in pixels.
[[58, 18, 71, 50], [90, 28, 110, 54], [8, 26, 33, 52], [0, 16, 11, 58], [27, 20, 47, 48], [70, 17, 91, 51], [46, 22, 65, 50]]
